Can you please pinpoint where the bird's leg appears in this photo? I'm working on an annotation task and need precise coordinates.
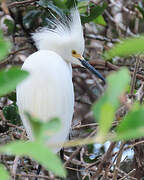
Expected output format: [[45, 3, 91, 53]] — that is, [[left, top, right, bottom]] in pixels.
[[60, 148, 64, 161], [35, 164, 42, 180], [35, 149, 64, 180]]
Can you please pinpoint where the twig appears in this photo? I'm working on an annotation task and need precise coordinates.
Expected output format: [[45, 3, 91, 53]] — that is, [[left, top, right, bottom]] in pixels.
[[6, 122, 24, 131], [15, 173, 50, 179], [64, 147, 82, 167], [109, 0, 137, 16], [64, 129, 97, 166], [118, 168, 136, 180], [112, 142, 125, 180], [105, 10, 136, 36], [72, 121, 118, 129], [11, 130, 26, 179], [130, 56, 140, 95], [91, 142, 116, 180], [86, 34, 120, 43], [8, 0, 38, 8], [9, 48, 29, 56], [12, 156, 20, 180], [128, 140, 144, 149], [1, 0, 9, 14], [72, 123, 98, 129]]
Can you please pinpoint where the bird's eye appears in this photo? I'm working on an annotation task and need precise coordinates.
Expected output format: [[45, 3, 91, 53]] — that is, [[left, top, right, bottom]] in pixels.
[[72, 50, 77, 55]]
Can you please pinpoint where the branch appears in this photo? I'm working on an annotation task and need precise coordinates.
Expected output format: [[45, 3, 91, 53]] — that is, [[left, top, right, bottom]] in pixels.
[[8, 0, 38, 8]]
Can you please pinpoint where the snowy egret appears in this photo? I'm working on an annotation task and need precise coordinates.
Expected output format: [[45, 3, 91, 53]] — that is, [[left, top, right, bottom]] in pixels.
[[16, 9, 105, 152]]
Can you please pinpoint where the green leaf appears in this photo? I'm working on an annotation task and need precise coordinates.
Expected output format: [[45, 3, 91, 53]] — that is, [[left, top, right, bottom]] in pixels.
[[0, 141, 66, 178], [0, 67, 29, 97], [78, 1, 89, 14], [93, 68, 130, 121], [106, 68, 130, 107], [25, 112, 42, 139], [99, 103, 115, 137], [7, 91, 16, 102], [53, 0, 66, 9], [41, 118, 61, 138], [4, 19, 14, 33], [0, 164, 9, 180], [3, 104, 21, 125], [26, 113, 61, 142], [66, 0, 77, 9], [104, 35, 144, 59], [115, 104, 144, 141], [81, 2, 107, 24], [0, 30, 11, 61], [93, 15, 107, 26]]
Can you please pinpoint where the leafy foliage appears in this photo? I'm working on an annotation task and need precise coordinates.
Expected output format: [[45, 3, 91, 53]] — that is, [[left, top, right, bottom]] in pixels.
[[26, 113, 61, 142], [115, 104, 144, 141], [93, 68, 130, 121], [92, 68, 130, 141], [93, 15, 107, 26], [0, 164, 9, 180], [0, 141, 66, 177], [0, 30, 11, 61], [81, 2, 107, 24], [3, 104, 21, 125], [0, 67, 29, 97], [4, 18, 14, 34], [22, 0, 107, 31], [104, 35, 144, 59]]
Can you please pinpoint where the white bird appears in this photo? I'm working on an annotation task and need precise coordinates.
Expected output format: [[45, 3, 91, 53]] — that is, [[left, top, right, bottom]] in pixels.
[[16, 9, 105, 152]]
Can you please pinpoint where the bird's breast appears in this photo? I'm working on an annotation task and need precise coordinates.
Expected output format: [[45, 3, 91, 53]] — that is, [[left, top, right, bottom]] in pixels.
[[16, 50, 74, 146]]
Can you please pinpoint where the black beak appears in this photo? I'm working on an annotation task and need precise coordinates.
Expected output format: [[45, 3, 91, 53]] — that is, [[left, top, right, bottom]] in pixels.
[[79, 59, 105, 84]]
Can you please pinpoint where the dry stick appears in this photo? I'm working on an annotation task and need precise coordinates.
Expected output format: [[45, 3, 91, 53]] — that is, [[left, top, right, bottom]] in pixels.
[[109, 0, 137, 16], [117, 167, 136, 180], [11, 130, 26, 179], [64, 155, 96, 169], [9, 48, 29, 56], [12, 156, 20, 180], [112, 142, 125, 180], [85, 34, 120, 43], [130, 56, 140, 95], [64, 128, 97, 167], [8, 0, 38, 8], [101, 142, 125, 180], [91, 142, 116, 180], [1, 0, 9, 14], [64, 147, 82, 167], [6, 122, 24, 131], [72, 123, 99, 129], [119, 169, 136, 180], [128, 140, 144, 149], [105, 10, 135, 37], [0, 110, 6, 122], [16, 173, 50, 179]]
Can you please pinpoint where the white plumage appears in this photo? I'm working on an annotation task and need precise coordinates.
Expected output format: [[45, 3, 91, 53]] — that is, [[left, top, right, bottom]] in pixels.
[[17, 50, 74, 152], [16, 8, 104, 152]]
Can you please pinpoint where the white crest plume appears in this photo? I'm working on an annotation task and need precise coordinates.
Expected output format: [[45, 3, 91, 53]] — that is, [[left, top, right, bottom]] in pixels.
[[32, 8, 84, 51]]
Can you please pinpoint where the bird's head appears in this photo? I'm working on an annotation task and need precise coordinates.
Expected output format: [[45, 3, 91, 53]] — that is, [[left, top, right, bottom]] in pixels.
[[33, 8, 105, 83]]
